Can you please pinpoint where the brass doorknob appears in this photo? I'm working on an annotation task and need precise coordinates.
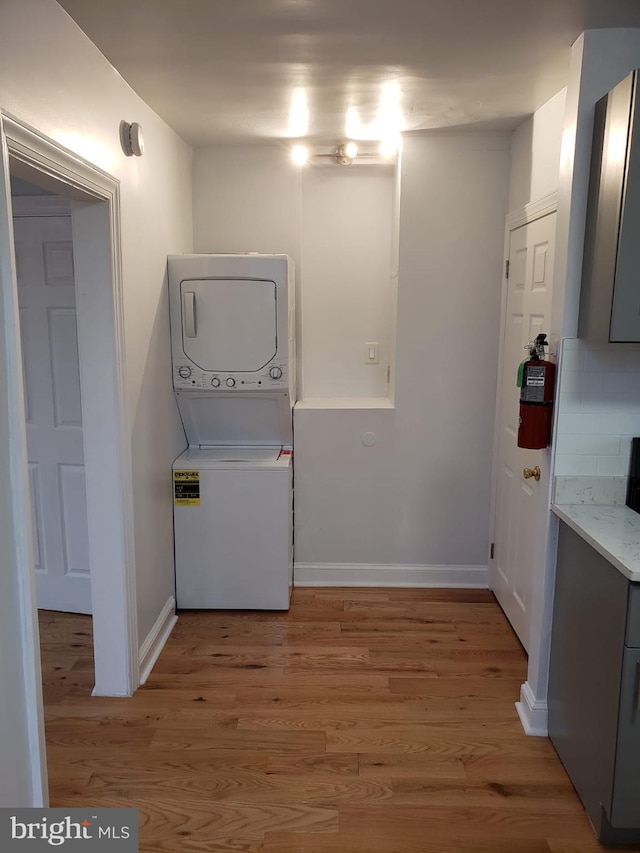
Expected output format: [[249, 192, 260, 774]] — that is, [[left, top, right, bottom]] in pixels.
[[523, 466, 541, 481]]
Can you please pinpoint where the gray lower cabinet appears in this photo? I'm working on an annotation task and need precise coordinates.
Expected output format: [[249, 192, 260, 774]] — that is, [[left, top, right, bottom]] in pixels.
[[548, 522, 640, 845]]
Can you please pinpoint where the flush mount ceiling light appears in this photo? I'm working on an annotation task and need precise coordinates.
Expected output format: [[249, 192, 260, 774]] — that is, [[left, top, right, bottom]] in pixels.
[[287, 90, 309, 138], [379, 135, 401, 158], [308, 141, 398, 167], [291, 144, 309, 165], [120, 121, 144, 157], [334, 142, 358, 165]]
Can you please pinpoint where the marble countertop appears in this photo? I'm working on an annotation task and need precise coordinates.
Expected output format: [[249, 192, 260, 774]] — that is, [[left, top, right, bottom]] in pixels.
[[551, 502, 640, 582]]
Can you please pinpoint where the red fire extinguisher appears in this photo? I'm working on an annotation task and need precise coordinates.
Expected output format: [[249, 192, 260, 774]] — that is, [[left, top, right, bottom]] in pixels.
[[517, 333, 556, 450]]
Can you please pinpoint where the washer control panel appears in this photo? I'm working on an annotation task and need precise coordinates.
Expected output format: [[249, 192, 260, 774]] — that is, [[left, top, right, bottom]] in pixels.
[[173, 363, 288, 390]]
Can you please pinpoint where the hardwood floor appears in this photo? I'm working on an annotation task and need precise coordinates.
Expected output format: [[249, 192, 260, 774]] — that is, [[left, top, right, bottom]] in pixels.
[[39, 588, 627, 853]]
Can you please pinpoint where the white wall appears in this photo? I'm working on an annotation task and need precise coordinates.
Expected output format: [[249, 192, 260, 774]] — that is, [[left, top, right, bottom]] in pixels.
[[494, 32, 640, 737], [0, 0, 192, 803], [550, 30, 640, 489], [193, 133, 511, 576], [301, 165, 393, 398], [499, 88, 567, 735], [194, 145, 301, 259], [552, 30, 640, 344], [555, 339, 640, 476], [389, 132, 510, 569], [509, 89, 567, 212], [193, 146, 393, 399], [522, 28, 640, 731], [0, 306, 41, 806]]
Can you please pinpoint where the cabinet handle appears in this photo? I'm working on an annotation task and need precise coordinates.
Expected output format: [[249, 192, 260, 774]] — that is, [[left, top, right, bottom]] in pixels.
[[635, 661, 640, 716]]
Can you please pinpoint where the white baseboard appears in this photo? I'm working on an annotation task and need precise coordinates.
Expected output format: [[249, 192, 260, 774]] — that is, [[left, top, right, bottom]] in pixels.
[[294, 562, 488, 588], [91, 687, 131, 698], [515, 680, 548, 736], [138, 596, 178, 686]]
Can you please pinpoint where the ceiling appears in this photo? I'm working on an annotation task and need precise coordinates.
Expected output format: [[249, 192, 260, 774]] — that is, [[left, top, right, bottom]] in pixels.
[[57, 0, 640, 149]]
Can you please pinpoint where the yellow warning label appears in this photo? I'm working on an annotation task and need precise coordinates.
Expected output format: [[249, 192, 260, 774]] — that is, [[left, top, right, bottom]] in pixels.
[[174, 470, 200, 506]]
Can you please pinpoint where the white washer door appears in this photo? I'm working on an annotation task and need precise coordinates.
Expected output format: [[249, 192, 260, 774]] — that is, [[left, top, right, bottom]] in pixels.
[[180, 278, 276, 372], [175, 390, 290, 446]]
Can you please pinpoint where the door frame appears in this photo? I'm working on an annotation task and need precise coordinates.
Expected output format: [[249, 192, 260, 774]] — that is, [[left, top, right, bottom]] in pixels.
[[488, 190, 558, 604], [0, 111, 139, 795]]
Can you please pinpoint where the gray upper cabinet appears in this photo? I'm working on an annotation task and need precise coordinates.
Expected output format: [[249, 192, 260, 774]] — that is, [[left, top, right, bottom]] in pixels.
[[580, 70, 640, 342]]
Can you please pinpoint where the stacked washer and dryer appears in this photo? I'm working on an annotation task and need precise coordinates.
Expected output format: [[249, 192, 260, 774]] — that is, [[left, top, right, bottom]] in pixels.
[[168, 254, 295, 610]]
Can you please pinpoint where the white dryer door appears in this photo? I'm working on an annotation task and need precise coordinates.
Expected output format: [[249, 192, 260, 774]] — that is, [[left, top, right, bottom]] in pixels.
[[180, 278, 277, 372]]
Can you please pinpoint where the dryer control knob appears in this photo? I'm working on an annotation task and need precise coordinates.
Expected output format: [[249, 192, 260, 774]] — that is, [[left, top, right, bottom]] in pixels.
[[269, 366, 283, 379], [211, 377, 220, 388], [226, 377, 236, 387], [178, 365, 192, 379]]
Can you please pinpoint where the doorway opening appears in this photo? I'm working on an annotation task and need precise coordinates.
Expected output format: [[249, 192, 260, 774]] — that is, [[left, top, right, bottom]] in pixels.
[[0, 113, 140, 802], [6, 144, 138, 697], [11, 170, 98, 740]]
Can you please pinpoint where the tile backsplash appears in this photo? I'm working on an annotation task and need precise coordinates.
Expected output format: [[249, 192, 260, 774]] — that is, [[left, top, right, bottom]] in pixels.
[[553, 475, 628, 505], [554, 339, 640, 476]]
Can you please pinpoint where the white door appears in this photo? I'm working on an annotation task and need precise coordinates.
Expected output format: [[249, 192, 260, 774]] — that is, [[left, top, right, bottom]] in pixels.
[[491, 212, 556, 651], [14, 214, 91, 614]]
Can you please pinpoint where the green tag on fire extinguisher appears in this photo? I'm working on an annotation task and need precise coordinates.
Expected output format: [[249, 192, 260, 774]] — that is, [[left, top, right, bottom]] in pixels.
[[516, 359, 528, 388]]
